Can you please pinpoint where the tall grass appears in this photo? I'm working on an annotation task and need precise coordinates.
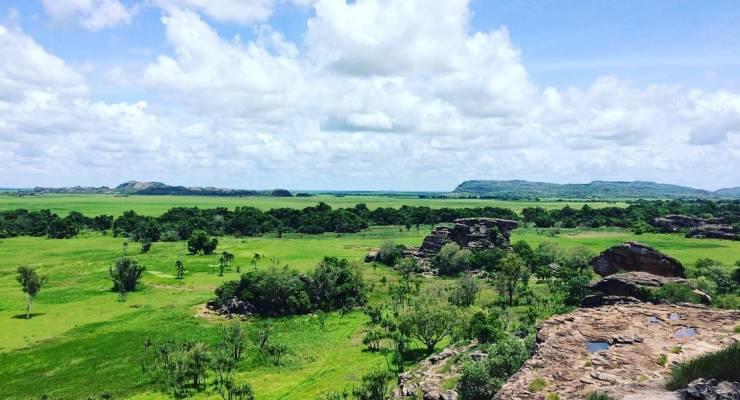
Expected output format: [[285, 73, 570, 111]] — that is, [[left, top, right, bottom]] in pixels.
[[665, 343, 740, 390], [587, 392, 616, 400]]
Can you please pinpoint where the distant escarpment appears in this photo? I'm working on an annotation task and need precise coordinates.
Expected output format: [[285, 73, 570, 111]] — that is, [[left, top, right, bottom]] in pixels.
[[453, 179, 740, 199], [28, 181, 293, 197]]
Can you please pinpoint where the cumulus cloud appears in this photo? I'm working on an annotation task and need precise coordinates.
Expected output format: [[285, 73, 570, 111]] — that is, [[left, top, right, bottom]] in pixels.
[[4, 0, 740, 189], [41, 0, 135, 31], [153, 0, 275, 24]]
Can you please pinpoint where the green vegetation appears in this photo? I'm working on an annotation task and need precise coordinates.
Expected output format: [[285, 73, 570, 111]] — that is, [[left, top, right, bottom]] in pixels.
[[586, 392, 616, 400], [0, 194, 626, 216], [656, 354, 668, 367], [527, 376, 547, 392], [1, 194, 739, 399], [665, 342, 740, 390]]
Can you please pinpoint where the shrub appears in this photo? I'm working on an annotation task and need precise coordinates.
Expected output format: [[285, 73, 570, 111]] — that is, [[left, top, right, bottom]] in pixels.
[[433, 243, 473, 276], [527, 377, 547, 392], [214, 258, 365, 316], [351, 369, 394, 400], [449, 274, 479, 307], [654, 283, 703, 304], [587, 393, 616, 400], [377, 241, 404, 266], [665, 342, 740, 390], [187, 230, 218, 255], [109, 257, 145, 293], [656, 354, 668, 366], [457, 335, 529, 400]]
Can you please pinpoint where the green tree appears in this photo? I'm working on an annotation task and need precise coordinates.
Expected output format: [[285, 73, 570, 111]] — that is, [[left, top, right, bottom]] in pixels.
[[187, 230, 218, 255], [175, 260, 185, 279], [449, 273, 479, 307], [109, 257, 145, 300], [399, 297, 457, 354], [16, 266, 48, 319], [493, 253, 529, 306]]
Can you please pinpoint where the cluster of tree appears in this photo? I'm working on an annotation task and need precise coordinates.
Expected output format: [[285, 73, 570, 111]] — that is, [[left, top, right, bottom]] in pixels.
[[140, 321, 254, 399], [213, 257, 367, 316], [521, 199, 740, 229], [0, 209, 113, 238]]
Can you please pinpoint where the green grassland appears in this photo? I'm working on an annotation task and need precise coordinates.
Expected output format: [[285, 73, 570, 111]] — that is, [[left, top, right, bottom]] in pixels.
[[1, 198, 738, 399], [0, 194, 626, 216]]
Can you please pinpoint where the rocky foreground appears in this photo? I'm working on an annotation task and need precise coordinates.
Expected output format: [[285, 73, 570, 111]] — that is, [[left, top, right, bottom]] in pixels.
[[495, 304, 739, 399]]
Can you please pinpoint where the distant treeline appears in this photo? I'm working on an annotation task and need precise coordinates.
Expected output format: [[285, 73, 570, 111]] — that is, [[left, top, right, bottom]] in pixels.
[[521, 199, 740, 228], [1, 199, 738, 240]]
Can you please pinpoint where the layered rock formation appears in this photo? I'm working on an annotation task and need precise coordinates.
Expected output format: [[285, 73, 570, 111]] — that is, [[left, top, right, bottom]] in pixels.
[[417, 218, 518, 257], [495, 304, 740, 399], [586, 271, 711, 305], [651, 215, 738, 241], [591, 242, 685, 278]]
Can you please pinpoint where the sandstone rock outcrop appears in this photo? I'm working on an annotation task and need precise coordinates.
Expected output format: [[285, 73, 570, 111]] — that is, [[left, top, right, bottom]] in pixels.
[[495, 304, 740, 400], [588, 271, 711, 305], [591, 242, 685, 278], [651, 215, 738, 241], [393, 343, 474, 400], [682, 378, 740, 400], [418, 218, 518, 257], [686, 225, 739, 241]]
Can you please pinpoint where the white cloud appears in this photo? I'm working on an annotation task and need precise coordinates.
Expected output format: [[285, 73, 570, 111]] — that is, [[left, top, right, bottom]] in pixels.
[[153, 0, 275, 24], [41, 0, 135, 31], [3, 0, 740, 190]]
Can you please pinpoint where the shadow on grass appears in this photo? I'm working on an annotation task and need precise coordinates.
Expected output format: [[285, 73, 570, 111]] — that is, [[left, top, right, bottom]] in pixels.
[[11, 313, 45, 319]]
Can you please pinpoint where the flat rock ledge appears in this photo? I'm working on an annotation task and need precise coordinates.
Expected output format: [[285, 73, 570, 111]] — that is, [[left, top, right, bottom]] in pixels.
[[495, 304, 739, 400]]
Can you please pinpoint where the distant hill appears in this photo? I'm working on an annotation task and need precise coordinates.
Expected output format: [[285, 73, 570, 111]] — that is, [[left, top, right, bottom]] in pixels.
[[28, 181, 293, 197], [453, 180, 739, 199]]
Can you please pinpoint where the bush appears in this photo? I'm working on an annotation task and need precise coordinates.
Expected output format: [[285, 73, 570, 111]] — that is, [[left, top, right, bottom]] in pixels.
[[433, 243, 474, 276], [351, 369, 394, 400], [109, 257, 145, 292], [457, 335, 529, 400], [214, 257, 366, 316], [377, 240, 403, 266], [654, 283, 703, 304], [665, 342, 740, 390], [449, 274, 479, 307], [187, 230, 218, 255]]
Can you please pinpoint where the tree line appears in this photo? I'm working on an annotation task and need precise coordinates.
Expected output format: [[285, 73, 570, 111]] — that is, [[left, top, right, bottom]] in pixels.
[[2, 199, 738, 241]]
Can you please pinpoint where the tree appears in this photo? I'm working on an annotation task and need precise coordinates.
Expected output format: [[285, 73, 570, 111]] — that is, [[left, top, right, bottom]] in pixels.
[[449, 273, 480, 307], [176, 260, 185, 279], [188, 230, 218, 255], [493, 253, 529, 306], [399, 297, 457, 354], [351, 369, 394, 400], [433, 243, 473, 276], [16, 266, 48, 319], [109, 257, 145, 300], [251, 253, 261, 270]]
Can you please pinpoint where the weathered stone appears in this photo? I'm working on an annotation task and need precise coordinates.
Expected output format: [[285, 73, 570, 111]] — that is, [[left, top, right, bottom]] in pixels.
[[591, 242, 686, 277], [494, 304, 740, 400], [418, 218, 517, 257], [588, 271, 712, 304], [687, 225, 739, 241], [683, 378, 740, 400], [469, 350, 488, 362], [364, 249, 379, 262], [581, 294, 642, 308], [209, 297, 254, 316], [651, 215, 705, 232]]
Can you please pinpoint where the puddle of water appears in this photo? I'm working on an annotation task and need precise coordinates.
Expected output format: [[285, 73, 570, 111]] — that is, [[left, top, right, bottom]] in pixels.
[[648, 316, 661, 323], [586, 341, 610, 353], [674, 327, 697, 337], [669, 313, 680, 321]]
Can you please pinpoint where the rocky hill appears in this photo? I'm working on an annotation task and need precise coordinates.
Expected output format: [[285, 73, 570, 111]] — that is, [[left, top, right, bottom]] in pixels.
[[29, 181, 292, 197], [453, 180, 740, 199]]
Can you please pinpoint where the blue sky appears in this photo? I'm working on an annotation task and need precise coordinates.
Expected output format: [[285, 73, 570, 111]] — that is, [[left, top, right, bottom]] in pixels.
[[1, 0, 739, 190]]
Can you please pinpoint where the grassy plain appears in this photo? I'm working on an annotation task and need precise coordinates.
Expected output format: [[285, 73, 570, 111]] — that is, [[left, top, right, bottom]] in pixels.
[[1, 195, 738, 399], [0, 194, 627, 216]]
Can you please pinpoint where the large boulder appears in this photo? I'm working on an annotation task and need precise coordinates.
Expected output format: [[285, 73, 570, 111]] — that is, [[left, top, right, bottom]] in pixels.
[[591, 242, 685, 278], [682, 378, 740, 400], [588, 271, 711, 304], [651, 215, 705, 233], [418, 218, 517, 257]]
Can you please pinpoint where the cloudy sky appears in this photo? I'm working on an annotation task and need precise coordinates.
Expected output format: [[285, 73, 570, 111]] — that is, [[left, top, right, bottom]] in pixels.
[[1, 0, 739, 191]]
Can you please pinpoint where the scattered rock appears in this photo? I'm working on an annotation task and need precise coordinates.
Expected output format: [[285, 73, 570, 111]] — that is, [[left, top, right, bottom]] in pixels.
[[207, 297, 254, 316], [364, 249, 379, 262], [469, 350, 488, 362], [591, 242, 686, 277], [651, 215, 738, 241], [495, 304, 739, 399], [682, 378, 740, 400]]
